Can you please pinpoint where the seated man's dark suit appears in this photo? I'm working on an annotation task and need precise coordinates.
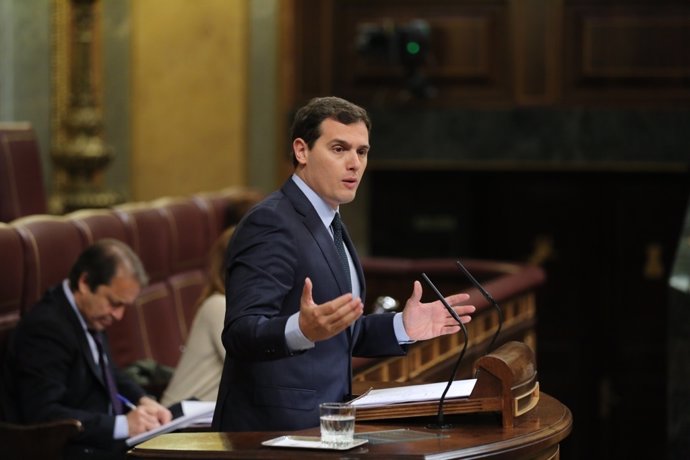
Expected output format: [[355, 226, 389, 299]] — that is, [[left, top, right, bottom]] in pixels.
[[10, 285, 146, 456], [212, 179, 406, 432]]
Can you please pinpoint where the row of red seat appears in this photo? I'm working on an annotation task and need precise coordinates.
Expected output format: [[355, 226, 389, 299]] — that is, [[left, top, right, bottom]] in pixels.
[[0, 187, 261, 370]]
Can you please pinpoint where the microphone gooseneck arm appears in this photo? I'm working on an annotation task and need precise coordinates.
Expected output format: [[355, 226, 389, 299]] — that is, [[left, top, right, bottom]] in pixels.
[[456, 259, 504, 354], [421, 272, 468, 429]]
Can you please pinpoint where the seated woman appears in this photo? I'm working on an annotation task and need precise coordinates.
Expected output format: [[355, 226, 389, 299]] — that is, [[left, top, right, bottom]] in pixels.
[[160, 227, 234, 406]]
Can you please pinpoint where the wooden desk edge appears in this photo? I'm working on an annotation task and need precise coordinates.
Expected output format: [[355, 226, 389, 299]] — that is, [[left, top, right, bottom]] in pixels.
[[128, 393, 573, 459]]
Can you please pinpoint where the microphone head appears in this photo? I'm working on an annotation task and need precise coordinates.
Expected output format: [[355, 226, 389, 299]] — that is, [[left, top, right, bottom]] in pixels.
[[421, 272, 465, 330], [455, 259, 504, 353]]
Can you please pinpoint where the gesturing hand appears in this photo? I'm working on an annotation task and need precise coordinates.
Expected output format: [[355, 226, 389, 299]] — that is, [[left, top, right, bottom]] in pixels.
[[298, 277, 364, 342], [401, 280, 475, 341]]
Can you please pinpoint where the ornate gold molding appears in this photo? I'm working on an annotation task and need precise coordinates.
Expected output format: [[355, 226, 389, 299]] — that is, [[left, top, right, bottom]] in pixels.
[[51, 0, 69, 213], [50, 0, 121, 214]]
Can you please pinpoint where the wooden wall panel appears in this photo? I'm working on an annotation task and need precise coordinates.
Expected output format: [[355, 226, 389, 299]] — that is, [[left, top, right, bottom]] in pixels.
[[288, 0, 690, 107], [293, 0, 512, 104], [582, 17, 690, 78], [512, 0, 563, 105], [350, 16, 495, 80], [563, 4, 690, 104], [327, 0, 513, 106]]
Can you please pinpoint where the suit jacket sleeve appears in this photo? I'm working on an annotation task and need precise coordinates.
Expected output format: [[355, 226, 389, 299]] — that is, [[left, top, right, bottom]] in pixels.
[[222, 204, 299, 361]]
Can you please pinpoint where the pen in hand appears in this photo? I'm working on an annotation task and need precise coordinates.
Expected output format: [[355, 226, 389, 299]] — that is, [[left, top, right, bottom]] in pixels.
[[117, 394, 138, 411]]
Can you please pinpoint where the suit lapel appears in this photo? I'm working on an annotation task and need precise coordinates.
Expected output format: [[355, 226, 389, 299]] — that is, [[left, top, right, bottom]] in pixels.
[[283, 180, 354, 295], [55, 287, 106, 386]]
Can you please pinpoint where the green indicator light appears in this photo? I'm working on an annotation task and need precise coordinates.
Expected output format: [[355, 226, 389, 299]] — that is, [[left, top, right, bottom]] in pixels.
[[406, 41, 420, 55]]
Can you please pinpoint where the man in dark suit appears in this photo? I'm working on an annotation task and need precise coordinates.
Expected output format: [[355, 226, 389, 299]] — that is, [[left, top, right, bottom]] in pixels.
[[10, 239, 172, 459], [212, 96, 476, 432]]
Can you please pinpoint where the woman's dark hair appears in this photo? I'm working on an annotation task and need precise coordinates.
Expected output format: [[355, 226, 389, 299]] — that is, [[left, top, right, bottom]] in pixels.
[[289, 96, 371, 166], [68, 239, 148, 292], [196, 225, 235, 306]]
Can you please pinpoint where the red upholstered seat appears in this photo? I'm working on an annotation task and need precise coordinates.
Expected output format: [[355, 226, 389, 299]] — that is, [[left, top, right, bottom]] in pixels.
[[0, 124, 47, 223], [0, 224, 23, 351], [108, 282, 184, 369], [193, 187, 263, 238], [11, 216, 85, 313], [135, 283, 185, 368], [68, 209, 130, 246], [107, 204, 179, 369], [113, 204, 172, 284], [153, 197, 214, 340], [154, 197, 212, 273], [167, 270, 206, 339]]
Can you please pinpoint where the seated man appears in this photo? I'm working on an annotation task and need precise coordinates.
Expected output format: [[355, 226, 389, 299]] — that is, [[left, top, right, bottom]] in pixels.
[[9, 239, 172, 459]]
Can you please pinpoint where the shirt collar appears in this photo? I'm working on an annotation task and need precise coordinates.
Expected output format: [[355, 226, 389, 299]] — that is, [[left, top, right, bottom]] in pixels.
[[62, 278, 89, 333], [291, 174, 338, 231]]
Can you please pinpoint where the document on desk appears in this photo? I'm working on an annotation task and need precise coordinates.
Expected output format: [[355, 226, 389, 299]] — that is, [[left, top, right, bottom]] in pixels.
[[350, 379, 477, 407], [125, 400, 215, 447]]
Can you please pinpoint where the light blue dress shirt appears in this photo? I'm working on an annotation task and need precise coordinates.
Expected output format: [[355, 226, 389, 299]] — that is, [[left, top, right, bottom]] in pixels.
[[284, 175, 413, 351]]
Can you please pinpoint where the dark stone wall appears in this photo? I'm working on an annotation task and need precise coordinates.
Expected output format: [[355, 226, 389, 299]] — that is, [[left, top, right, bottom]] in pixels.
[[368, 108, 690, 164]]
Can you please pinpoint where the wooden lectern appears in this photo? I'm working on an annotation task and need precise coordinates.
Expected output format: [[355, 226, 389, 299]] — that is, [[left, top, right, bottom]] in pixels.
[[355, 341, 539, 428], [127, 342, 571, 459]]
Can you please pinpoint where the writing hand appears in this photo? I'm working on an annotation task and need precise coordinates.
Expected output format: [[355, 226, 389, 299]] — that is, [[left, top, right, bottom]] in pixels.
[[126, 406, 163, 435], [138, 396, 173, 424]]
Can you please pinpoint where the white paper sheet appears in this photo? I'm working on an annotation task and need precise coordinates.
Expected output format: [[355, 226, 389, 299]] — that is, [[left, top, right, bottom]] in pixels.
[[180, 400, 215, 424], [350, 379, 477, 407], [125, 400, 215, 447]]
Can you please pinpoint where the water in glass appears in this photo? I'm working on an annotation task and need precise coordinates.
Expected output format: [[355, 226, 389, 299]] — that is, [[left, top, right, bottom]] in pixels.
[[319, 402, 355, 447]]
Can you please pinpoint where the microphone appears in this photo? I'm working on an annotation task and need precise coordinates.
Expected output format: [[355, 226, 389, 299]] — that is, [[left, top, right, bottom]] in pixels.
[[455, 259, 504, 354], [421, 272, 468, 429]]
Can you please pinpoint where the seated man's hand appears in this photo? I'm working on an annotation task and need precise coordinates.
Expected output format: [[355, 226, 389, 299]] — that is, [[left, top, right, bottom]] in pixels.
[[126, 406, 163, 436], [138, 396, 173, 424]]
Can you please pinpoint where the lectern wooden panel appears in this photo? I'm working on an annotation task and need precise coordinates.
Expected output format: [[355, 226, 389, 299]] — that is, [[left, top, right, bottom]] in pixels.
[[127, 393, 572, 459], [356, 341, 539, 428]]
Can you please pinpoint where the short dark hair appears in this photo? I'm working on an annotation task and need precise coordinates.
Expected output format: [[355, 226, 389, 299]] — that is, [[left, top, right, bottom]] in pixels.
[[68, 239, 148, 292], [289, 96, 371, 166]]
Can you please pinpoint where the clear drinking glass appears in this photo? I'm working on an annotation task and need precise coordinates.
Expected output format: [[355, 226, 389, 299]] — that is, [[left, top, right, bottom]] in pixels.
[[319, 402, 356, 447]]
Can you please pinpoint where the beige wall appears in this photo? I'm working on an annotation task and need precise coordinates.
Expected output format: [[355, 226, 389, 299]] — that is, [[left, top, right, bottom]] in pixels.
[[130, 0, 248, 200]]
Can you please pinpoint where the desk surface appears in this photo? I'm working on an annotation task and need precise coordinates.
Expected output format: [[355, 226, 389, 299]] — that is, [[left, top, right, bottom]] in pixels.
[[128, 393, 572, 459]]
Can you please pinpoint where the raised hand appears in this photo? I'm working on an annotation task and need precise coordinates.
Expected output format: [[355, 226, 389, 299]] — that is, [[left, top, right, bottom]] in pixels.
[[401, 280, 475, 341], [298, 277, 364, 342]]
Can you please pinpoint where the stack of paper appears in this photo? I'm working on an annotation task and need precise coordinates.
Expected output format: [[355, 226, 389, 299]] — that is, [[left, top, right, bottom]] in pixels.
[[126, 400, 216, 447], [350, 379, 477, 407]]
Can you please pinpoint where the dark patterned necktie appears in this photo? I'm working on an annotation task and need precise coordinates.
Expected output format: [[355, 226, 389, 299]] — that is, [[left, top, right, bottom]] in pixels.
[[331, 212, 352, 291], [89, 330, 123, 415]]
